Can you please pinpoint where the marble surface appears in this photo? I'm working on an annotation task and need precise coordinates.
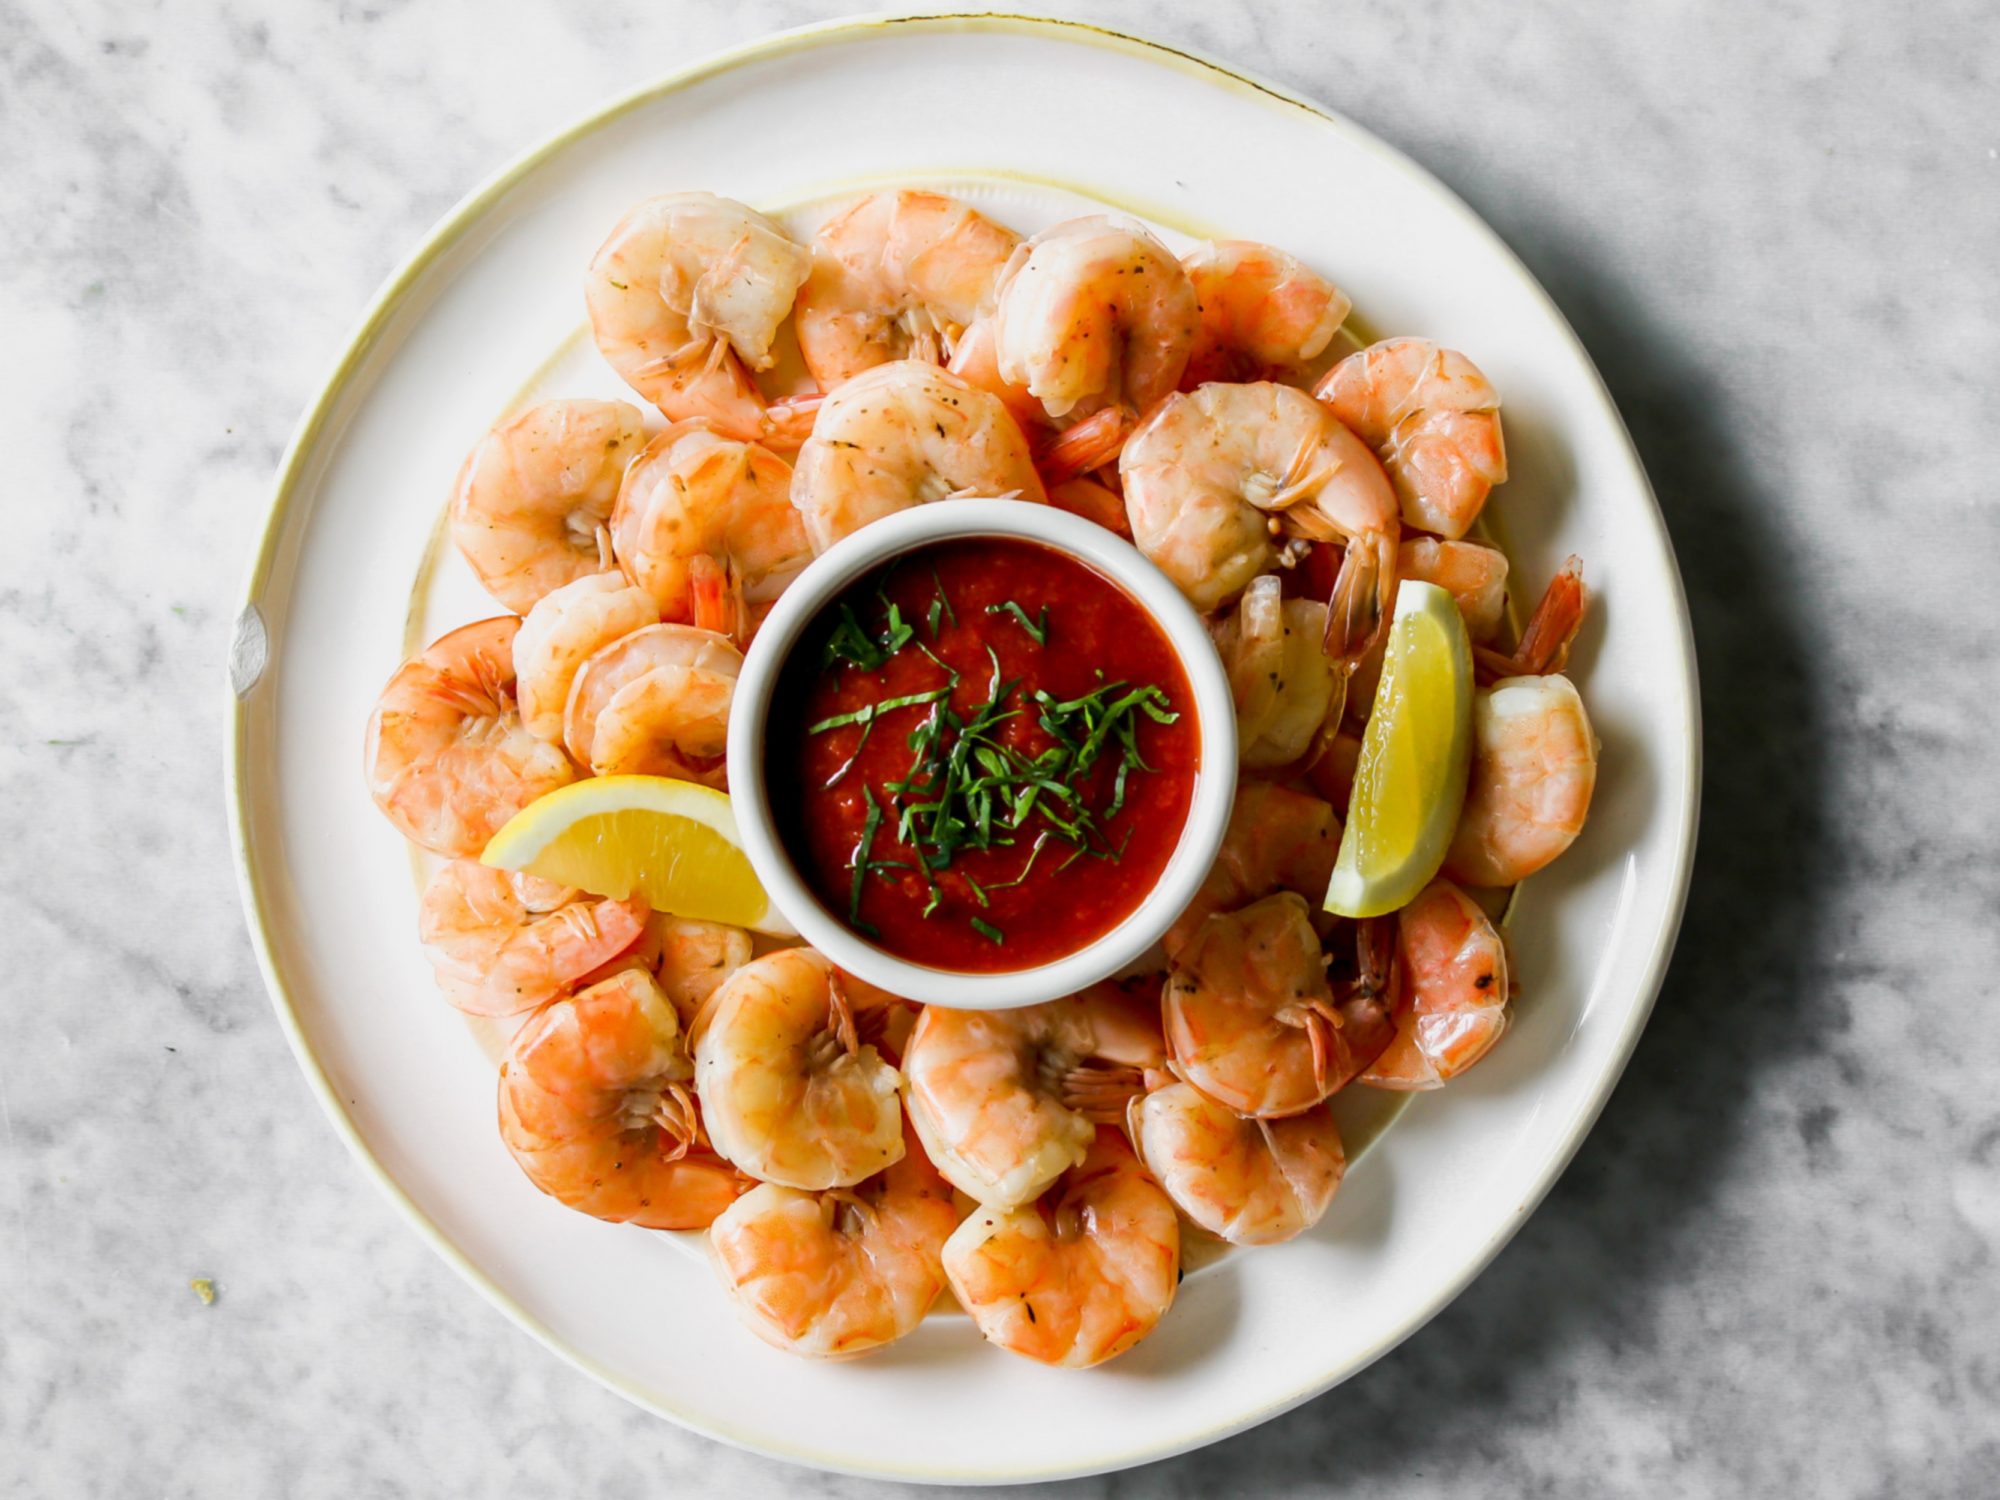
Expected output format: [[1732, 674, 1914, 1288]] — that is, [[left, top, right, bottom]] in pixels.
[[3, 0, 1997, 1493]]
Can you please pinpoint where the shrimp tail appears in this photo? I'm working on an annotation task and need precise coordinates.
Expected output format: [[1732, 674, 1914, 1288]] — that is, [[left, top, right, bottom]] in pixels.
[[1321, 532, 1398, 671], [1474, 554, 1586, 681], [1038, 405, 1135, 485], [1058, 1063, 1151, 1124], [689, 555, 746, 640], [762, 393, 823, 451]]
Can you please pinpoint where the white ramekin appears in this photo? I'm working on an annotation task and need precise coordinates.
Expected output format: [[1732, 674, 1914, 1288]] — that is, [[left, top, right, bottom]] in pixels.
[[726, 499, 1236, 1009]]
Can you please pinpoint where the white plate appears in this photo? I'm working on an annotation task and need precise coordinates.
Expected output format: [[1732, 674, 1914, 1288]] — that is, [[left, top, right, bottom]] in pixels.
[[228, 12, 1699, 1485]]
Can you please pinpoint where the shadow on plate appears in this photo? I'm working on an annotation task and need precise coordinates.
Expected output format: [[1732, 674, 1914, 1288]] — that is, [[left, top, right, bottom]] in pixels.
[[1096, 223, 1830, 1490]]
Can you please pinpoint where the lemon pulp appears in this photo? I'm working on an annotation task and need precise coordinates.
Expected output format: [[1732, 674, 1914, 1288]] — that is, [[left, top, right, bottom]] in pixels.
[[481, 775, 793, 934], [1324, 581, 1473, 918]]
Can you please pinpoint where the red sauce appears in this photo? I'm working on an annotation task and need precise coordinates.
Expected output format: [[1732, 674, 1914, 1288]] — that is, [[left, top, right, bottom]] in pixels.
[[769, 537, 1198, 973]]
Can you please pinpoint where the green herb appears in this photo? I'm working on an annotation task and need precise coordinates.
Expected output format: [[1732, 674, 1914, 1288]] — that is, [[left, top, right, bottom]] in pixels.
[[984, 599, 1049, 646], [969, 917, 1005, 946], [848, 786, 883, 936]]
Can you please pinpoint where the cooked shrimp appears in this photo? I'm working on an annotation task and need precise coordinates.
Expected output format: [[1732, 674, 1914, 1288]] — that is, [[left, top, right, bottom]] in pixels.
[[1132, 1083, 1343, 1246], [449, 400, 649, 614], [988, 216, 1197, 422], [902, 983, 1166, 1209], [942, 1130, 1178, 1368], [512, 572, 659, 744], [692, 947, 904, 1191], [1166, 782, 1340, 956], [1164, 892, 1393, 1117], [1401, 537, 1509, 645], [789, 360, 1046, 552], [585, 192, 815, 445], [1121, 383, 1399, 670], [793, 190, 1020, 389], [1047, 475, 1131, 538], [610, 423, 810, 641], [365, 617, 576, 857], [653, 916, 753, 1025], [1213, 573, 1337, 767], [561, 623, 740, 783], [418, 860, 647, 1017], [1316, 337, 1507, 539], [707, 1123, 960, 1359], [498, 969, 748, 1228], [1444, 673, 1597, 888], [1181, 240, 1350, 387], [1362, 878, 1511, 1089], [1474, 554, 1586, 681]]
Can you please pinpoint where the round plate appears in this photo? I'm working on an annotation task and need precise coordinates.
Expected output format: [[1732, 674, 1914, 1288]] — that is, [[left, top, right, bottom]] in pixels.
[[228, 12, 1699, 1485]]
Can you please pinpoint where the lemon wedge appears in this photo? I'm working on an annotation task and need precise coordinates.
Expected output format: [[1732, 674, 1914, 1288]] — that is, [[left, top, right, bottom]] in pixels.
[[1324, 581, 1473, 918], [481, 775, 794, 935]]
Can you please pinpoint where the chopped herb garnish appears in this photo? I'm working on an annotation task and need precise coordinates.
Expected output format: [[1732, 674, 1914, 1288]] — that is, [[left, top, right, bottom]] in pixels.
[[969, 917, 1005, 945], [984, 599, 1049, 646]]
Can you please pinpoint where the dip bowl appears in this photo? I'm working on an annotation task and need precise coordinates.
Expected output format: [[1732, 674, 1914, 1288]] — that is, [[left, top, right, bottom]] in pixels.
[[727, 499, 1237, 1009]]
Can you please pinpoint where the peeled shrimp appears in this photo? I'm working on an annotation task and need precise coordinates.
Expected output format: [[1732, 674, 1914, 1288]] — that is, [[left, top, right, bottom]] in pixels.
[[692, 947, 904, 1191], [512, 572, 659, 744], [1121, 383, 1399, 670], [1166, 782, 1340, 956], [1362, 878, 1511, 1089], [1213, 574, 1337, 767], [988, 216, 1197, 422], [652, 916, 753, 1025], [902, 984, 1166, 1209], [1316, 337, 1507, 539], [1401, 538, 1509, 645], [1164, 892, 1393, 1117], [793, 189, 1020, 389], [1132, 1083, 1344, 1246], [942, 1130, 1178, 1368], [418, 860, 646, 1017], [789, 360, 1046, 552], [585, 192, 814, 445], [365, 616, 575, 857], [1444, 673, 1597, 888], [1181, 240, 1350, 387], [449, 400, 649, 615], [561, 623, 740, 784], [610, 424, 810, 641], [498, 969, 748, 1228], [708, 1123, 961, 1359]]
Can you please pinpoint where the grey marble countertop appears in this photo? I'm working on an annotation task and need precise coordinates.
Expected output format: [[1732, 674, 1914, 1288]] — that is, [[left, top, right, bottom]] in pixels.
[[5, 1, 1997, 1494]]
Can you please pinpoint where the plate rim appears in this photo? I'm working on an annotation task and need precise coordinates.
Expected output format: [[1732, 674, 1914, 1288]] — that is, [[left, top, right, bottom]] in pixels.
[[225, 8, 1703, 1483]]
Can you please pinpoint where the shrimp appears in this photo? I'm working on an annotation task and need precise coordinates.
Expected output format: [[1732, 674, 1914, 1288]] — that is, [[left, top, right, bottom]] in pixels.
[[512, 572, 659, 744], [1443, 672, 1597, 888], [1132, 1083, 1344, 1246], [1213, 574, 1337, 767], [1164, 892, 1393, 1117], [561, 623, 740, 783], [942, 1130, 1178, 1368], [1181, 240, 1351, 387], [1315, 337, 1507, 539], [365, 617, 576, 857], [585, 192, 815, 445], [789, 360, 1046, 552], [902, 983, 1167, 1209], [988, 216, 1197, 422], [1475, 554, 1586, 681], [448, 400, 649, 614], [1345, 537, 1512, 719], [1120, 382, 1399, 673], [792, 190, 1021, 389], [652, 916, 753, 1025], [418, 860, 647, 1017], [692, 947, 904, 1191], [498, 969, 748, 1228], [609, 424, 811, 642], [1166, 782, 1340, 956], [707, 1123, 960, 1359], [1361, 878, 1511, 1089], [1047, 476, 1131, 539]]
